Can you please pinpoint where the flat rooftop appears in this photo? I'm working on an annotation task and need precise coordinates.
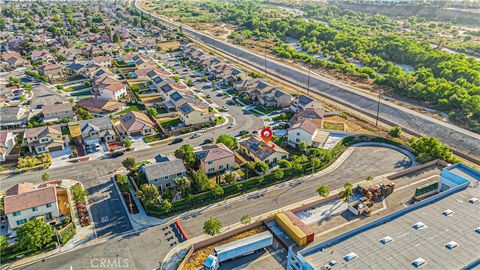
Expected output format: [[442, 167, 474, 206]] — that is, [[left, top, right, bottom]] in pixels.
[[302, 181, 480, 269]]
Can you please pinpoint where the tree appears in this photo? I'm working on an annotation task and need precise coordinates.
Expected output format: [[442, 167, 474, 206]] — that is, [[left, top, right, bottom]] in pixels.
[[316, 185, 330, 198], [122, 139, 132, 149], [161, 199, 172, 213], [272, 169, 284, 179], [174, 177, 191, 196], [389, 126, 402, 137], [339, 182, 354, 202], [112, 32, 121, 43], [115, 174, 129, 191], [210, 184, 224, 198], [136, 184, 160, 208], [240, 214, 251, 225], [216, 134, 237, 149], [292, 163, 303, 173], [203, 217, 222, 236], [147, 107, 158, 118], [254, 161, 268, 174], [70, 184, 87, 203], [175, 144, 197, 168], [0, 235, 8, 254], [224, 172, 237, 184], [15, 219, 54, 252], [122, 157, 136, 171], [278, 159, 291, 169], [192, 170, 210, 193], [298, 141, 307, 152], [245, 161, 255, 172], [410, 137, 456, 163], [41, 172, 50, 181]]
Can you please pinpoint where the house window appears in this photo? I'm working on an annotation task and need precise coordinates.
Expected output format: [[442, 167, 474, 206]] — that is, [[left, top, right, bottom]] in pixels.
[[208, 168, 214, 173], [208, 161, 213, 165], [297, 132, 300, 136], [227, 164, 231, 169], [40, 137, 49, 143], [32, 207, 38, 212], [177, 172, 183, 176], [144, 129, 151, 134], [16, 219, 27, 226], [282, 155, 287, 159], [46, 203, 52, 208], [219, 165, 224, 170], [296, 138, 300, 142], [166, 183, 171, 188], [164, 176, 169, 180], [13, 211, 21, 216], [37, 147, 45, 152]]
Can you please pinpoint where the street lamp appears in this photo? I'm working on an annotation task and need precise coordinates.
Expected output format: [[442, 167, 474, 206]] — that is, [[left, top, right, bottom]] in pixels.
[[264, 49, 267, 77]]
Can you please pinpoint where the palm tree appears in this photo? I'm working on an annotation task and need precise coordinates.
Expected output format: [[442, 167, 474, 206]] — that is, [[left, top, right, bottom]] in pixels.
[[316, 185, 330, 198], [339, 182, 354, 203]]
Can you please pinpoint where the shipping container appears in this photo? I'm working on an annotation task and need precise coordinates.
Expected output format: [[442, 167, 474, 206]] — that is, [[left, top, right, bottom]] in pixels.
[[275, 212, 307, 246], [213, 231, 273, 263], [284, 210, 314, 244]]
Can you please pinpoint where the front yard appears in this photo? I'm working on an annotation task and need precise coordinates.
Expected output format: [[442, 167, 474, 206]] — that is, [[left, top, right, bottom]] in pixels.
[[114, 103, 145, 115], [159, 117, 183, 129]]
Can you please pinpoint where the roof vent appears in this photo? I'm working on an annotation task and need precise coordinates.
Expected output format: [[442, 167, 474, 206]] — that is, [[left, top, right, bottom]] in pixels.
[[445, 241, 458, 250], [343, 252, 358, 262], [380, 236, 393, 245], [412, 258, 427, 268], [442, 209, 454, 216], [468, 198, 479, 204], [413, 222, 426, 230]]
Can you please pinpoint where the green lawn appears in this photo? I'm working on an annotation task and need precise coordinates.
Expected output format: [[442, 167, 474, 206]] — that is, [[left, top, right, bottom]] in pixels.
[[115, 104, 145, 115], [64, 85, 89, 92], [134, 160, 151, 169], [160, 117, 182, 129], [70, 89, 92, 96], [253, 106, 279, 115]]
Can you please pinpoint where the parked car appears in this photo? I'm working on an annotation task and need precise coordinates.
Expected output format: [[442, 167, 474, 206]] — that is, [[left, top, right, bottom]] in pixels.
[[203, 138, 214, 144], [205, 94, 211, 98], [228, 123, 235, 129], [239, 130, 249, 136], [172, 137, 184, 144], [110, 151, 125, 158], [191, 133, 201, 138]]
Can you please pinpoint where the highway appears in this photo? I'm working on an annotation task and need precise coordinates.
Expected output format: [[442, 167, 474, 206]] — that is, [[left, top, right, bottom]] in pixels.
[[134, 0, 480, 163]]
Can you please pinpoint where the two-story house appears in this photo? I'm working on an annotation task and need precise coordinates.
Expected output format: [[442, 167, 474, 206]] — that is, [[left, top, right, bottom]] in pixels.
[[140, 157, 187, 192], [4, 183, 60, 229], [287, 119, 319, 147], [0, 131, 15, 162], [23, 125, 67, 154], [240, 136, 289, 165], [195, 143, 235, 175], [42, 102, 74, 122], [77, 117, 117, 150], [118, 111, 155, 137], [178, 102, 213, 126], [290, 95, 322, 113], [38, 63, 64, 80]]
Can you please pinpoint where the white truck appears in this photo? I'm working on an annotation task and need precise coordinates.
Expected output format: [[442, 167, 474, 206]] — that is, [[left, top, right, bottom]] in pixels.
[[204, 231, 273, 270]]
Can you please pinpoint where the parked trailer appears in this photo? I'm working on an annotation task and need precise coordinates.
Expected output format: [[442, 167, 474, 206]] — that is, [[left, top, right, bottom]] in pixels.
[[275, 211, 314, 246], [204, 231, 273, 270], [284, 210, 314, 244]]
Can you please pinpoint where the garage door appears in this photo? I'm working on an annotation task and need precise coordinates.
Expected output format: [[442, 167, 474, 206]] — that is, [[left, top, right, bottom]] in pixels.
[[130, 131, 142, 136], [49, 145, 64, 152]]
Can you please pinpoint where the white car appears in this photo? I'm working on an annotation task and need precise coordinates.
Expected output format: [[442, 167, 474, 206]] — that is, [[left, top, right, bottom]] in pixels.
[[191, 133, 201, 138], [228, 123, 236, 128]]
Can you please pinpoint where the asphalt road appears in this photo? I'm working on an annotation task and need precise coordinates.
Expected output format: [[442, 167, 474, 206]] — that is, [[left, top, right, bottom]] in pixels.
[[134, 0, 480, 162], [14, 145, 410, 270]]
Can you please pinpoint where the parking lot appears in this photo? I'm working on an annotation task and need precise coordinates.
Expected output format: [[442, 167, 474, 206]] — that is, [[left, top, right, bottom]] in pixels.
[[87, 178, 133, 237]]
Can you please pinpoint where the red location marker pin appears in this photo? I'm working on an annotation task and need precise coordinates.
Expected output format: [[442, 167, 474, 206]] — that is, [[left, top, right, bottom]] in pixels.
[[260, 127, 273, 144]]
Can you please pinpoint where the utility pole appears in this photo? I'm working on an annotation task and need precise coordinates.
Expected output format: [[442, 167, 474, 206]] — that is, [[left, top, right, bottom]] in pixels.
[[375, 94, 381, 127]]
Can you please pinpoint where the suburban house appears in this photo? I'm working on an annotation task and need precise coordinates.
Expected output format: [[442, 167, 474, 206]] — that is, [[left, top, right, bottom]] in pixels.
[[3, 183, 60, 230], [287, 119, 323, 147], [240, 136, 289, 165], [195, 143, 235, 174], [178, 102, 213, 126], [42, 102, 74, 122], [259, 89, 293, 108], [23, 125, 67, 154], [76, 97, 125, 115], [140, 157, 187, 192], [65, 63, 86, 75], [198, 56, 221, 69], [31, 50, 54, 62], [234, 78, 269, 93], [38, 63, 64, 80], [290, 95, 322, 112], [94, 76, 127, 100], [78, 117, 117, 149], [0, 131, 15, 162], [118, 111, 155, 137], [90, 56, 112, 67], [291, 108, 330, 127], [0, 107, 29, 130]]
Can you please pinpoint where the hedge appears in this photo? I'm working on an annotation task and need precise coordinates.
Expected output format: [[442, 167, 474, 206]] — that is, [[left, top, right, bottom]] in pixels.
[[58, 223, 76, 245]]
